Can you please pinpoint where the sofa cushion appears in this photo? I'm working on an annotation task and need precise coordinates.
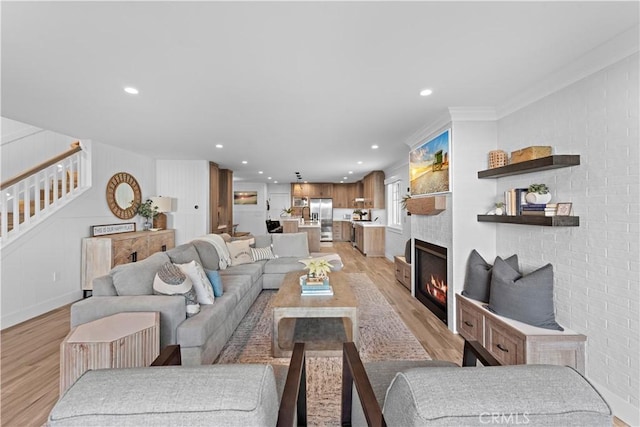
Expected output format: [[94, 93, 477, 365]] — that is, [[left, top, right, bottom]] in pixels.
[[382, 365, 611, 426], [47, 364, 279, 426], [153, 262, 200, 317], [226, 239, 254, 266], [111, 252, 170, 296], [177, 274, 254, 347], [271, 232, 309, 258], [253, 234, 272, 249], [167, 243, 202, 265], [488, 258, 563, 331], [462, 250, 519, 303], [191, 239, 221, 271], [178, 261, 215, 305], [219, 262, 264, 283], [263, 257, 307, 275]]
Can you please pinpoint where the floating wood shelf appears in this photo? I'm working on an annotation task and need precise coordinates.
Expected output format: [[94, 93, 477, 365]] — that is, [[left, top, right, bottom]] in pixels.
[[406, 196, 446, 215], [478, 155, 580, 179], [477, 215, 579, 227]]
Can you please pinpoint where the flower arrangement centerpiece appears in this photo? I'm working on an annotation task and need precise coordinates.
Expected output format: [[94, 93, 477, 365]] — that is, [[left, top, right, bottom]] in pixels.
[[281, 206, 294, 217], [305, 259, 332, 283], [133, 199, 159, 230]]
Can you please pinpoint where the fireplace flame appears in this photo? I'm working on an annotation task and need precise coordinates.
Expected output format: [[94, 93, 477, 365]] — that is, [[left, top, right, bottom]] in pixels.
[[426, 275, 447, 305]]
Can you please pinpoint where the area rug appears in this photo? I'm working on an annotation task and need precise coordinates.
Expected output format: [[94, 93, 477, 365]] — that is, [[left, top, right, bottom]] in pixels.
[[216, 273, 430, 426]]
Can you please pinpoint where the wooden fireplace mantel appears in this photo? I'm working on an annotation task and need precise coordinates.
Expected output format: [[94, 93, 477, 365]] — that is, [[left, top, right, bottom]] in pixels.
[[406, 196, 446, 216]]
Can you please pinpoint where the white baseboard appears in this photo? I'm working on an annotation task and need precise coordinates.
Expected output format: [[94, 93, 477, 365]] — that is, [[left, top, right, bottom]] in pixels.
[[1, 291, 81, 329], [590, 380, 639, 427]]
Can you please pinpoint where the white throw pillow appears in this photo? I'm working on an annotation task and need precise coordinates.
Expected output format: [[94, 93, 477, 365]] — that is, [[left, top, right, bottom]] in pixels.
[[177, 261, 215, 305], [226, 239, 254, 266], [251, 246, 275, 261]]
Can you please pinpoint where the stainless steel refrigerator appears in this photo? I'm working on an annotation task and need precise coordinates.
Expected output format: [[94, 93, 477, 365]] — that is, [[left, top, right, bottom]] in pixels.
[[309, 198, 333, 242]]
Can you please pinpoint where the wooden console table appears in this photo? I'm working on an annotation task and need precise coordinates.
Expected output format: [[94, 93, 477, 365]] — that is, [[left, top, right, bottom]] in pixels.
[[60, 312, 160, 393], [456, 294, 586, 373], [81, 229, 175, 295]]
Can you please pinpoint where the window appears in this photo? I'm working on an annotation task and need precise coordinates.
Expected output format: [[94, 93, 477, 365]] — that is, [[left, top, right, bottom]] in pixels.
[[387, 180, 402, 230]]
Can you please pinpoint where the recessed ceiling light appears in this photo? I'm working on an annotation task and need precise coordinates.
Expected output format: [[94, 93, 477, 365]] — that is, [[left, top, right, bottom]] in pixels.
[[357, 161, 363, 165], [215, 144, 223, 148], [242, 160, 248, 164], [340, 181, 344, 183], [348, 171, 353, 174], [343, 176, 348, 180], [274, 181, 278, 184], [420, 88, 433, 97], [124, 87, 139, 95], [258, 171, 263, 174], [371, 145, 379, 149], [268, 177, 272, 180]]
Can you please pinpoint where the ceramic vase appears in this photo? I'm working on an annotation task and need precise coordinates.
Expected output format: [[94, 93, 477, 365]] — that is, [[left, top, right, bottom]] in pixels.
[[525, 192, 552, 204]]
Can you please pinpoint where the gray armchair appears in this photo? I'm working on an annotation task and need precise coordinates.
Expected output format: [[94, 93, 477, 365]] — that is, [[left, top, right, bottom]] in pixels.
[[341, 340, 611, 426]]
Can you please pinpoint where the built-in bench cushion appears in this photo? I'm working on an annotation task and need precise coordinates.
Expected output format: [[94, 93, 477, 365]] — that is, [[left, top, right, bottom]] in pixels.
[[47, 364, 279, 426], [111, 252, 170, 296], [383, 364, 611, 426]]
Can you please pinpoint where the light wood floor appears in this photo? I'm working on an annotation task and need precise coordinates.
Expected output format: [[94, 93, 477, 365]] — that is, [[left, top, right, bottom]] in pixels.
[[0, 242, 627, 426]]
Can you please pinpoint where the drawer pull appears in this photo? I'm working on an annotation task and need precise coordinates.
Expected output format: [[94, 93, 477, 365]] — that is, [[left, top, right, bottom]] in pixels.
[[496, 344, 509, 353], [464, 321, 474, 327], [130, 251, 138, 262], [162, 245, 167, 252]]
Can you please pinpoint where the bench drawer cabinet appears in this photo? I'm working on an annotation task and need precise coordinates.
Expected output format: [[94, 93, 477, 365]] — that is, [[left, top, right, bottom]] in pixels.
[[455, 294, 586, 373]]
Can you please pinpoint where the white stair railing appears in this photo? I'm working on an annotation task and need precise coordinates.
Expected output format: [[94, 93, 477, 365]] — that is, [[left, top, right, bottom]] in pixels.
[[1, 141, 88, 245]]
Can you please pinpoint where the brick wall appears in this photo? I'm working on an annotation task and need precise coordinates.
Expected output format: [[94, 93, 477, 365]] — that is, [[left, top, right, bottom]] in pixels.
[[496, 54, 639, 421]]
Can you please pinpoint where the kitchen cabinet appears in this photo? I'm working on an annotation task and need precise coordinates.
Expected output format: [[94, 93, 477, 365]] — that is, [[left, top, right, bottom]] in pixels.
[[362, 171, 385, 208], [476, 155, 580, 227], [332, 184, 349, 208], [456, 294, 586, 373], [82, 230, 175, 294], [353, 223, 385, 257], [332, 220, 352, 242], [291, 183, 332, 199]]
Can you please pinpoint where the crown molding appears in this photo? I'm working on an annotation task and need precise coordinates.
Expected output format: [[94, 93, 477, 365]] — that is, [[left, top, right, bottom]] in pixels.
[[404, 110, 451, 150], [497, 24, 640, 119], [448, 107, 497, 122]]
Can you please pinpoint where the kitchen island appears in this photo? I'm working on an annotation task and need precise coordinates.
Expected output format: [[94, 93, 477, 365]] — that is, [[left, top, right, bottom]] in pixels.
[[281, 218, 321, 252], [353, 222, 385, 257]]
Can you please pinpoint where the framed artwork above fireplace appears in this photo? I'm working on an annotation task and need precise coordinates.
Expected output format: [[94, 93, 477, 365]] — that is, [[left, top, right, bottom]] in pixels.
[[409, 128, 451, 196]]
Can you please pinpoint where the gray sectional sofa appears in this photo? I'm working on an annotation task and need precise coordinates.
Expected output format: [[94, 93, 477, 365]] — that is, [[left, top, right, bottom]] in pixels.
[[70, 232, 341, 365]]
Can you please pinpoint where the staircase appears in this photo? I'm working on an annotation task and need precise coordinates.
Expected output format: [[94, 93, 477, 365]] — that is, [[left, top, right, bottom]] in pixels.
[[1, 142, 89, 245]]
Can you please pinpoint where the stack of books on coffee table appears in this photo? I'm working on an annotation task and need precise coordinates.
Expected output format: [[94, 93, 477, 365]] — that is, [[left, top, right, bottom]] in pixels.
[[299, 275, 334, 296]]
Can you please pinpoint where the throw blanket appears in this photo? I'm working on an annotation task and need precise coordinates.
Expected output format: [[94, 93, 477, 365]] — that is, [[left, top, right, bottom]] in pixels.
[[194, 234, 232, 270], [298, 253, 344, 270]]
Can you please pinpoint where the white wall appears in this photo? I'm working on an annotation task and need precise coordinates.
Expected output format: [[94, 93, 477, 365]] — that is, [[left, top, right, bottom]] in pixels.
[[1, 117, 76, 181], [156, 160, 209, 245], [1, 122, 156, 328], [494, 54, 639, 425], [233, 182, 269, 236], [384, 162, 412, 260]]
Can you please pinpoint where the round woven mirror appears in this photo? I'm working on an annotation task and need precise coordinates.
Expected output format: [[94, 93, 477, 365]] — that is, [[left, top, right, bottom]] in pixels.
[[106, 172, 141, 219]]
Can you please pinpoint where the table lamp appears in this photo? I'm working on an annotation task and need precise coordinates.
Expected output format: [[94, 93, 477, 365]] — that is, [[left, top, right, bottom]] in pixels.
[[150, 196, 174, 229]]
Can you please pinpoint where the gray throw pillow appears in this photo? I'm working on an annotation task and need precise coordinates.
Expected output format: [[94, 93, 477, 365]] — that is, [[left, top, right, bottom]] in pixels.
[[461, 250, 519, 302], [271, 232, 309, 258], [487, 257, 563, 331], [111, 252, 170, 296]]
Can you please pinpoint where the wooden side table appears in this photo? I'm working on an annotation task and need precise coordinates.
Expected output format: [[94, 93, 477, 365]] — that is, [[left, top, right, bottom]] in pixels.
[[60, 312, 160, 393]]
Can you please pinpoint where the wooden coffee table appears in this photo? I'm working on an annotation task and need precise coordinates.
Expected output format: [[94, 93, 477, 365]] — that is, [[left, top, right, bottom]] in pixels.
[[59, 312, 160, 393], [272, 271, 358, 357]]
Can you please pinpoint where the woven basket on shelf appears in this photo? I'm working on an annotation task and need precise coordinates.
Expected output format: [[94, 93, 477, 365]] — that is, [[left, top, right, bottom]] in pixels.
[[488, 150, 507, 168]]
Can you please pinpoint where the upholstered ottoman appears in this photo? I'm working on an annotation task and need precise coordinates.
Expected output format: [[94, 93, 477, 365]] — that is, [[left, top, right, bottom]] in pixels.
[[47, 364, 279, 426]]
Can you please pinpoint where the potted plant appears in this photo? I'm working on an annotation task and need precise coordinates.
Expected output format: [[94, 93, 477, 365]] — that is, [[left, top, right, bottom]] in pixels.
[[281, 207, 294, 217], [526, 183, 551, 204], [134, 199, 159, 230], [305, 259, 332, 282], [494, 201, 505, 215]]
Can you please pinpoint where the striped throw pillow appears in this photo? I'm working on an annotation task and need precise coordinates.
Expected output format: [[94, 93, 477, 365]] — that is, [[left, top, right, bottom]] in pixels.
[[251, 246, 275, 261]]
